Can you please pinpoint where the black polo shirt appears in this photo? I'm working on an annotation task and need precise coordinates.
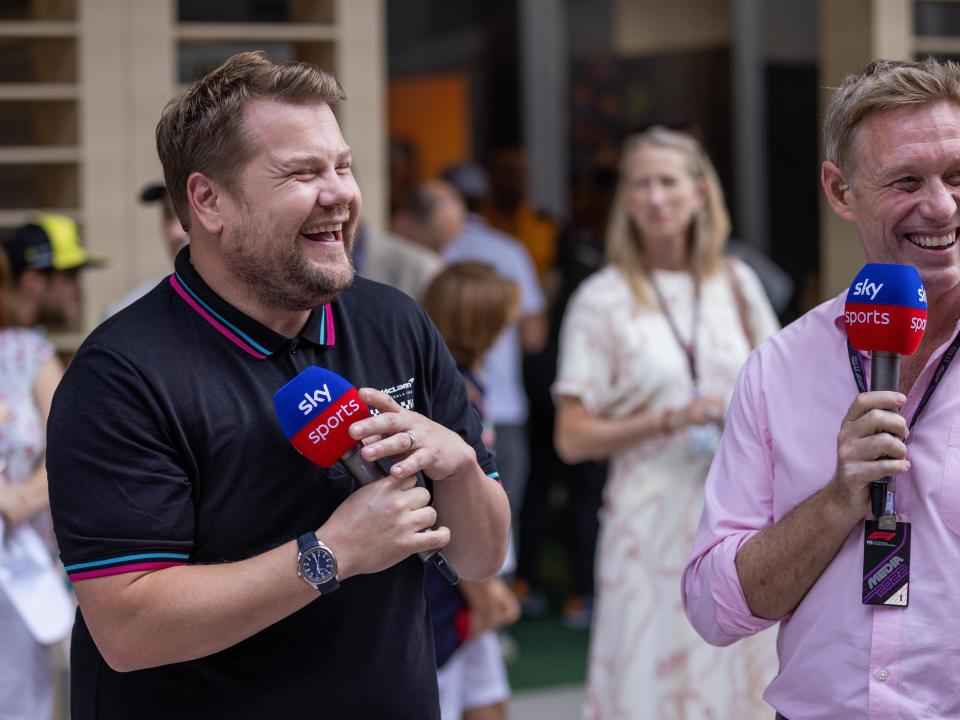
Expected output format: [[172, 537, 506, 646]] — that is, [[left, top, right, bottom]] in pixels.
[[47, 248, 496, 720]]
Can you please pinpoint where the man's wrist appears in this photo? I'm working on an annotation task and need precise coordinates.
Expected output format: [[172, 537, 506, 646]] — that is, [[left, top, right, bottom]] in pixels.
[[313, 523, 355, 582], [820, 479, 869, 529], [430, 439, 478, 483]]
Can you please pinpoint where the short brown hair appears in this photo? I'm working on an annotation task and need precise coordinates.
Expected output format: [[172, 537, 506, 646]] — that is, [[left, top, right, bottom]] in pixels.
[[156, 50, 345, 229], [606, 126, 730, 305], [824, 58, 960, 180], [421, 261, 520, 369]]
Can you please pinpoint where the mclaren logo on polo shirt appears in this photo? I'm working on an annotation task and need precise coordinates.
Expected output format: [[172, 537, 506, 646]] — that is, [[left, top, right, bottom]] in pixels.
[[377, 377, 416, 412]]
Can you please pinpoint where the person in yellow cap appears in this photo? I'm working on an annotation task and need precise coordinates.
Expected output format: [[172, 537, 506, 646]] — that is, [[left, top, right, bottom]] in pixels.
[[1, 213, 104, 329], [0, 240, 76, 720]]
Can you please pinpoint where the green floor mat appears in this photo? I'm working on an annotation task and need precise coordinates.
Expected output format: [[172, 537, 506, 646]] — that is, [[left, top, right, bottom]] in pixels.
[[504, 616, 590, 691]]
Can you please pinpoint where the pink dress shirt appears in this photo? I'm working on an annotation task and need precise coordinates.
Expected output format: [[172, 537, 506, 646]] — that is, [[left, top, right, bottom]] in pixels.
[[683, 292, 960, 720]]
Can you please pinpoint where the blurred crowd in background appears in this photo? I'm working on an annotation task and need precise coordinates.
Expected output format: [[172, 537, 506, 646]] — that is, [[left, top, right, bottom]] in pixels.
[[2, 1, 942, 718]]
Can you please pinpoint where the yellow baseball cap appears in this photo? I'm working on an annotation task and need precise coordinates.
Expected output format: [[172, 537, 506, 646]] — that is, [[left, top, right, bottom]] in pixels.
[[2, 213, 105, 278]]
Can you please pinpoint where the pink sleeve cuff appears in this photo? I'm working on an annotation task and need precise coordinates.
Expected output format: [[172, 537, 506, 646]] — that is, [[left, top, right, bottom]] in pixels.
[[682, 530, 777, 646]]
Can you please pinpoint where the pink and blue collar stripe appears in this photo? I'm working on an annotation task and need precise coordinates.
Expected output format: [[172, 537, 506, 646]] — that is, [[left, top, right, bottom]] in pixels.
[[170, 272, 335, 359]]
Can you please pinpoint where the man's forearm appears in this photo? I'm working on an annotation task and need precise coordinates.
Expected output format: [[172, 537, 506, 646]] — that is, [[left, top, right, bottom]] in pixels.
[[75, 540, 319, 672], [735, 484, 863, 620], [432, 464, 510, 580]]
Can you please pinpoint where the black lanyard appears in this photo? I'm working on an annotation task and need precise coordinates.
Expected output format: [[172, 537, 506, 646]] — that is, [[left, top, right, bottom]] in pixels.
[[648, 274, 701, 386], [846, 330, 960, 431]]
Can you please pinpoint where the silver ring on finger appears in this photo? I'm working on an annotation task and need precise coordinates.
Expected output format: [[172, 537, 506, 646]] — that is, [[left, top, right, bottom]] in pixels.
[[403, 430, 416, 451]]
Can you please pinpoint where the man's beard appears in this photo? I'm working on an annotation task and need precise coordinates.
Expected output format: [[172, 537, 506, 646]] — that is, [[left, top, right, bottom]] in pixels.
[[224, 217, 357, 312]]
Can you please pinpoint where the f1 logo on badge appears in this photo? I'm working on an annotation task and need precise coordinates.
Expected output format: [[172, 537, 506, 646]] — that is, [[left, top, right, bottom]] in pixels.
[[867, 531, 897, 541]]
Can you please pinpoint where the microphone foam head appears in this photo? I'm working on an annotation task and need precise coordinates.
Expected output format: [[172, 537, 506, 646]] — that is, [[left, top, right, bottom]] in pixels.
[[844, 263, 927, 355], [274, 366, 369, 467]]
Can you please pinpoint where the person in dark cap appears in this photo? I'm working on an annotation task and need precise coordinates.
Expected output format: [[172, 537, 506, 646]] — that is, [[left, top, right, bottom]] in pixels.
[[106, 182, 190, 317], [2, 212, 103, 329], [0, 231, 75, 720], [139, 181, 190, 262]]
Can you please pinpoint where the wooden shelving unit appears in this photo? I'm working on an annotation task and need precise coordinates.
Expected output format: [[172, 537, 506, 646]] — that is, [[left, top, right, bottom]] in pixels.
[[176, 23, 338, 42], [174, 8, 339, 89], [0, 83, 78, 99], [0, 20, 78, 36], [913, 0, 960, 59], [1, 0, 385, 342], [0, 2, 79, 234]]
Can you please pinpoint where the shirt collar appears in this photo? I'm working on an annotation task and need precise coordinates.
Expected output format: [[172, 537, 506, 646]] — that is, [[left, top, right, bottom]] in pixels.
[[830, 290, 849, 336], [170, 247, 336, 360], [829, 290, 873, 361]]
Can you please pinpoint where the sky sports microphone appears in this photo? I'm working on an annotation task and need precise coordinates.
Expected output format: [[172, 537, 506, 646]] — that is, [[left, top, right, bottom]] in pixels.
[[273, 366, 459, 585], [844, 263, 927, 520]]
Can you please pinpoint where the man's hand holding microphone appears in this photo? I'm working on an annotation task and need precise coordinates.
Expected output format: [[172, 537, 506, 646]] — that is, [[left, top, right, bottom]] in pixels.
[[828, 391, 910, 521], [835, 263, 927, 525], [274, 367, 462, 584]]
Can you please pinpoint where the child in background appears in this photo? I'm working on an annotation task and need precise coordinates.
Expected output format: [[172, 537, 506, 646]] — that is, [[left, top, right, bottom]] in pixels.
[[421, 261, 522, 720]]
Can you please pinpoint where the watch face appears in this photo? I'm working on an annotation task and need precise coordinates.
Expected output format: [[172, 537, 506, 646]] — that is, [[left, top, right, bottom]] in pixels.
[[300, 546, 336, 585]]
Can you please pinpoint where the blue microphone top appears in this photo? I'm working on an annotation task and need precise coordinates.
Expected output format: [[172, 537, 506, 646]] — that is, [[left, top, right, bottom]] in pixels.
[[846, 263, 927, 310], [274, 366, 356, 440]]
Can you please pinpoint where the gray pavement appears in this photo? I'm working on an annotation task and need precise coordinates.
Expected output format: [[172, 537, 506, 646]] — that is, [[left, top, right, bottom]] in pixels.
[[510, 685, 585, 720]]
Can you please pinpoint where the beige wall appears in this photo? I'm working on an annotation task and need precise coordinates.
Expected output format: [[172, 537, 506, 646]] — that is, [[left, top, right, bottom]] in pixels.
[[79, 0, 176, 331], [817, 0, 911, 300], [336, 0, 387, 235], [613, 0, 731, 55]]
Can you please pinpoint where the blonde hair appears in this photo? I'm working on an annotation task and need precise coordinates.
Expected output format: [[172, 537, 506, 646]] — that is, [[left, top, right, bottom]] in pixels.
[[421, 261, 520, 369], [605, 126, 730, 305], [156, 50, 345, 230], [824, 58, 960, 181]]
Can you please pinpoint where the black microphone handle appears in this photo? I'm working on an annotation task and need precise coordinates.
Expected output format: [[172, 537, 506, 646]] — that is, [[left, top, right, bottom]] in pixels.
[[869, 351, 901, 518], [340, 445, 459, 585]]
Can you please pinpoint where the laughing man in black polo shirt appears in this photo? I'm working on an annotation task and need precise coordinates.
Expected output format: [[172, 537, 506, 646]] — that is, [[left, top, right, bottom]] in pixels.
[[46, 51, 510, 720]]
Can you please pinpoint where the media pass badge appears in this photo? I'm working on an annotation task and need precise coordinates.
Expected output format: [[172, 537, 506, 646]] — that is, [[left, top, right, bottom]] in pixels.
[[862, 520, 910, 607]]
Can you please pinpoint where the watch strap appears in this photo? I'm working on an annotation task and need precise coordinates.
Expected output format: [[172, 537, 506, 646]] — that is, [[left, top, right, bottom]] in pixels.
[[297, 531, 319, 554], [296, 532, 340, 594]]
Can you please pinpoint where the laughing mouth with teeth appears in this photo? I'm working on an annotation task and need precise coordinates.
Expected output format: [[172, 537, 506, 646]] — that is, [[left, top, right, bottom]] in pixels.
[[300, 223, 344, 242], [906, 229, 958, 249]]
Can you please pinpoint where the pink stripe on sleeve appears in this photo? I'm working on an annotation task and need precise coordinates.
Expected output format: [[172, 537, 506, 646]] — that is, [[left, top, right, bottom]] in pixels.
[[69, 561, 185, 582]]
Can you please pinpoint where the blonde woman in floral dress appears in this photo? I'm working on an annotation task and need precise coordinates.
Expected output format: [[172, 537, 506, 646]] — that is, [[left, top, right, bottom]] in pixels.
[[554, 127, 780, 720]]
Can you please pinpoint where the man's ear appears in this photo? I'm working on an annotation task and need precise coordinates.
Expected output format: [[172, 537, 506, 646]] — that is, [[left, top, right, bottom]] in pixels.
[[186, 172, 226, 236], [821, 160, 856, 222]]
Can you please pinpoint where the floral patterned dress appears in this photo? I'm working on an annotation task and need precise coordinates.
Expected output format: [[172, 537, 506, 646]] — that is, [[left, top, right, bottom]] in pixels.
[[554, 262, 780, 720], [0, 328, 67, 720]]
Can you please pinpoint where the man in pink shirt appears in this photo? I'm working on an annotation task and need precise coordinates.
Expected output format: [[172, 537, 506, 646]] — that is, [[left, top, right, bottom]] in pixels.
[[683, 58, 960, 720]]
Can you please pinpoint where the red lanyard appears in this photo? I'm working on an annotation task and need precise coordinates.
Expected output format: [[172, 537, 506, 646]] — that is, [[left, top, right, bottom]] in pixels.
[[648, 273, 701, 387]]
